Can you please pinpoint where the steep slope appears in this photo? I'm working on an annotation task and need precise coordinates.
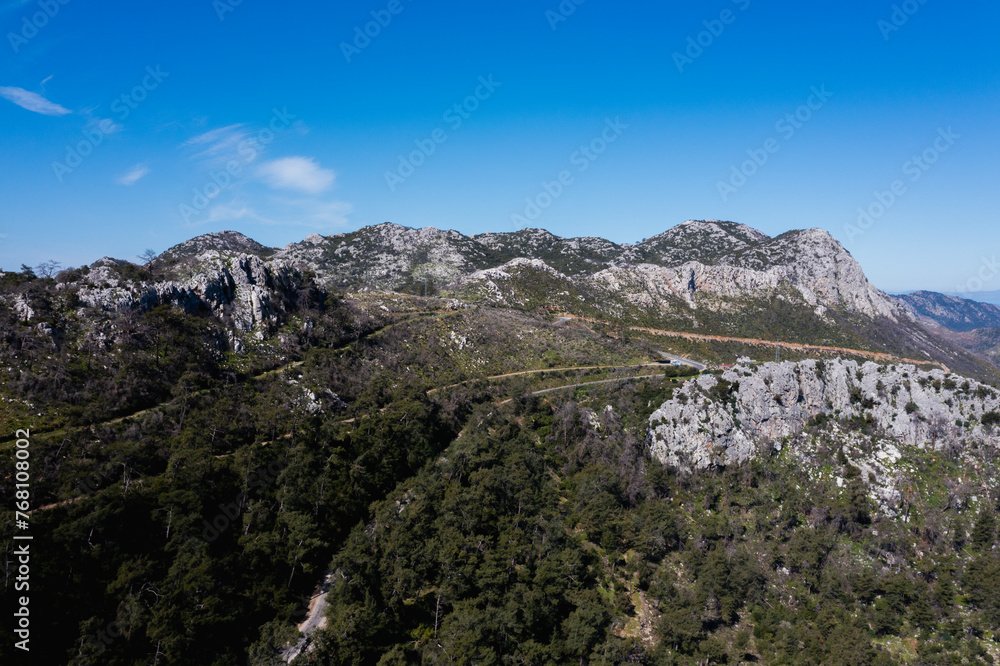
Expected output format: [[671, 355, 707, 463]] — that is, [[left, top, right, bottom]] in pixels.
[[9, 223, 1000, 665], [965, 327, 1000, 367], [275, 220, 776, 291], [587, 228, 908, 333], [48, 251, 310, 350], [719, 229, 902, 320], [14, 219, 995, 383]]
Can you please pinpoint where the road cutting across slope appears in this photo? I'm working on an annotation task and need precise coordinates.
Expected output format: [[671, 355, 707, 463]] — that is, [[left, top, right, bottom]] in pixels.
[[555, 313, 950, 372]]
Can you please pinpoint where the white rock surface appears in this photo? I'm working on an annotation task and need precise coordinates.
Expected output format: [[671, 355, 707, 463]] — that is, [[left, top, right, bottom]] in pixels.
[[649, 359, 1000, 473], [77, 252, 302, 333]]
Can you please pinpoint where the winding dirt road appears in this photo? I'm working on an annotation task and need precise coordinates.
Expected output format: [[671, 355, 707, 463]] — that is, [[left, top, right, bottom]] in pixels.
[[556, 313, 950, 371]]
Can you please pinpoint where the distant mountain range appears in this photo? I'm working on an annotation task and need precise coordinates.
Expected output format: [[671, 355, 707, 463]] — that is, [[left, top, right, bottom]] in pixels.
[[895, 291, 1000, 333], [895, 290, 1000, 369]]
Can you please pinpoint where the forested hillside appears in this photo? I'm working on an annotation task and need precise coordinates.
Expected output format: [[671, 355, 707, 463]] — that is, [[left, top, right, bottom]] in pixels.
[[2, 224, 1000, 665], [302, 387, 1000, 664]]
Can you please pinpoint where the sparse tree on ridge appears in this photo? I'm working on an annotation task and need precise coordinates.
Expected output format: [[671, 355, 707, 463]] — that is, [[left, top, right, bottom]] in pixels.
[[35, 259, 62, 278], [139, 248, 158, 278]]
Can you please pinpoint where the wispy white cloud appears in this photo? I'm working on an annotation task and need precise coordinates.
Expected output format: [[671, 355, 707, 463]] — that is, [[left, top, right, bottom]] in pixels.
[[183, 123, 246, 148], [117, 164, 150, 186], [182, 123, 253, 165], [257, 156, 335, 194], [0, 86, 71, 116]]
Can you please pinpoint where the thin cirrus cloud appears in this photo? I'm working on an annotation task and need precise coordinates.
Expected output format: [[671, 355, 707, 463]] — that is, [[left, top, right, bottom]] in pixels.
[[256, 156, 335, 194], [183, 123, 247, 148], [0, 86, 71, 116], [117, 164, 150, 186], [182, 123, 255, 167]]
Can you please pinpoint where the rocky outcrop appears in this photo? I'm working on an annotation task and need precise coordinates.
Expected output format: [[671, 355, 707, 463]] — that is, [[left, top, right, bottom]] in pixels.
[[12, 294, 34, 321], [474, 228, 623, 275], [76, 252, 303, 335], [648, 359, 1000, 473], [591, 229, 907, 321], [465, 257, 568, 283], [45, 221, 985, 374], [619, 219, 768, 266], [171, 222, 912, 327]]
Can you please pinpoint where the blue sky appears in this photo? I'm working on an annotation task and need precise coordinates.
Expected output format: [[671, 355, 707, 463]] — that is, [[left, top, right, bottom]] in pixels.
[[1, 0, 997, 294]]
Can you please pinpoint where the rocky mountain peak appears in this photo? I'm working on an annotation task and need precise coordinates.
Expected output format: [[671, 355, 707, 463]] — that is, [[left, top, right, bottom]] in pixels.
[[474, 227, 560, 250], [676, 218, 770, 241], [159, 230, 273, 264], [622, 219, 770, 266]]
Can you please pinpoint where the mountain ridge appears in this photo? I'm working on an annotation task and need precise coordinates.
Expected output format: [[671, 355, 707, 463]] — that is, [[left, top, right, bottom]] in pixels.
[[9, 219, 996, 383], [896, 290, 1000, 332], [153, 220, 898, 323]]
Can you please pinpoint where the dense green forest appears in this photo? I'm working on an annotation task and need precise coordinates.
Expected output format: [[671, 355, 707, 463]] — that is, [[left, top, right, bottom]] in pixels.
[[2, 267, 1000, 665], [300, 386, 1000, 665]]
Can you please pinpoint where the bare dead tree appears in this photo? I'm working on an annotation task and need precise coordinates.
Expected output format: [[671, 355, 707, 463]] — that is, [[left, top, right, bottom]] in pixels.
[[35, 259, 62, 278], [138, 249, 158, 278]]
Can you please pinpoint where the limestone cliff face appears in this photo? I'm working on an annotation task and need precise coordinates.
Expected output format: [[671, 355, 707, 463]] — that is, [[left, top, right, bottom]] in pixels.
[[590, 229, 907, 321], [721, 228, 903, 320], [76, 252, 303, 334], [648, 359, 1000, 473]]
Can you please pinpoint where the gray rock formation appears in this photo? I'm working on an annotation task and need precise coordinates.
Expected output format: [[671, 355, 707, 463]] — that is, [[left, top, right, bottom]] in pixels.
[[157, 230, 273, 264], [618, 219, 768, 266], [76, 251, 303, 336], [32, 220, 991, 377], [148, 221, 909, 326], [12, 294, 34, 321], [591, 229, 906, 321], [275, 222, 496, 291], [648, 359, 1000, 473]]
